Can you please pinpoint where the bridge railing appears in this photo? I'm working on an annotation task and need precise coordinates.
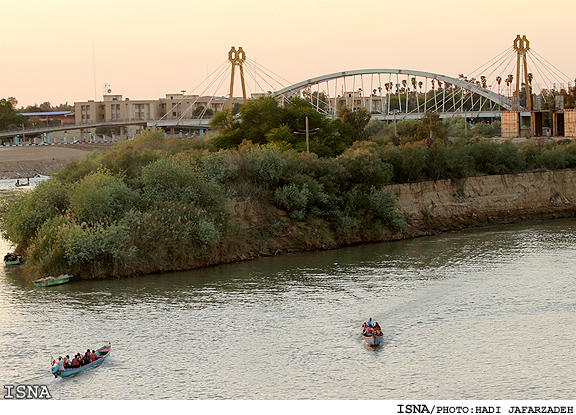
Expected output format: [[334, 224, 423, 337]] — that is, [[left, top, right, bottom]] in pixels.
[[0, 116, 216, 138]]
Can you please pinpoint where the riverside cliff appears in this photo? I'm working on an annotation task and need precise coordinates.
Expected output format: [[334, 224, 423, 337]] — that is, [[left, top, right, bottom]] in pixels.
[[383, 169, 576, 239], [226, 169, 576, 262]]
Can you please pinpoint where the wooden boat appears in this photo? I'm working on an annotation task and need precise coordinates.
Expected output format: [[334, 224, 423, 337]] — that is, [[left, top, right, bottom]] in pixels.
[[362, 333, 384, 346], [51, 343, 111, 378], [33, 274, 71, 287], [3, 252, 22, 265], [15, 178, 30, 187]]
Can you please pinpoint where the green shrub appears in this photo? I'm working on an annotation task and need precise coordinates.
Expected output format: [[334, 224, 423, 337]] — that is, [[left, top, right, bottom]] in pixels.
[[248, 146, 287, 188], [64, 221, 136, 276], [274, 183, 311, 220], [69, 170, 139, 223], [1, 179, 69, 246], [339, 147, 394, 187]]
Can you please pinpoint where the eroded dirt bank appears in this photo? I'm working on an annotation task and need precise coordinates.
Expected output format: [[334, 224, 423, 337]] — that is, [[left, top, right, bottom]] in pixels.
[[384, 169, 576, 239], [226, 169, 576, 263]]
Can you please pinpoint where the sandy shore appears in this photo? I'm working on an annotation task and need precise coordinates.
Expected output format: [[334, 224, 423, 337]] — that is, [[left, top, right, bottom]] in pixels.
[[0, 143, 114, 179]]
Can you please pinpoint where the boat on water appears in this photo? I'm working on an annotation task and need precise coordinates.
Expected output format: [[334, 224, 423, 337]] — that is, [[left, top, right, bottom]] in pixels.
[[361, 319, 384, 346], [3, 252, 22, 265], [33, 274, 71, 287], [15, 178, 30, 187], [51, 343, 111, 378]]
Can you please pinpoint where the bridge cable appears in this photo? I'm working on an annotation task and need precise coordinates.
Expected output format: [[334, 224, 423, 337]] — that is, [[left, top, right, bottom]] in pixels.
[[154, 60, 230, 125]]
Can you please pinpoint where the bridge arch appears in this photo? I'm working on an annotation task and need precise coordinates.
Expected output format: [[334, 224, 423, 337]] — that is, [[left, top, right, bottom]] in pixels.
[[272, 69, 512, 118]]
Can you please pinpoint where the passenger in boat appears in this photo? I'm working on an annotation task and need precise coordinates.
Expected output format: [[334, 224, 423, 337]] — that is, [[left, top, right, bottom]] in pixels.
[[85, 349, 92, 364], [362, 323, 367, 335], [365, 325, 374, 336], [373, 323, 382, 336], [90, 350, 97, 362], [366, 318, 373, 327], [56, 357, 65, 372], [70, 355, 80, 368]]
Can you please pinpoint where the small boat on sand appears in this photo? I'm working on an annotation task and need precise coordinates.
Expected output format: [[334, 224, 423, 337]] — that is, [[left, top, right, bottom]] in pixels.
[[51, 343, 111, 378], [3, 252, 22, 265], [33, 274, 71, 287]]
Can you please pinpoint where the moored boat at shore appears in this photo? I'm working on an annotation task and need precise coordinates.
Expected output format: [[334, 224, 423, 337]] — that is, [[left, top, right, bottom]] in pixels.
[[33, 274, 71, 287], [3, 252, 22, 265], [51, 343, 111, 378], [15, 178, 30, 187]]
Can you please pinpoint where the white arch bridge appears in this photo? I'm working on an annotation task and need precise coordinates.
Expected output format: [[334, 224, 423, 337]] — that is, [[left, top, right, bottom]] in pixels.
[[271, 68, 514, 121]]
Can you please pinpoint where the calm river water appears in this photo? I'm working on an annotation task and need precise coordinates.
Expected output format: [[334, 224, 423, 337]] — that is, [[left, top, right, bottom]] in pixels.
[[1, 218, 575, 400]]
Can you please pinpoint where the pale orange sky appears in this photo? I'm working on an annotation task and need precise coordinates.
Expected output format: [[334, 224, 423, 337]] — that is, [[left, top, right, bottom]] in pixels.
[[2, 0, 575, 108]]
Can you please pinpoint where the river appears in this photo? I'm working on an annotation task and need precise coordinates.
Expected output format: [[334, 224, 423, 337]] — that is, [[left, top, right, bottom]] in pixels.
[[1, 218, 575, 400]]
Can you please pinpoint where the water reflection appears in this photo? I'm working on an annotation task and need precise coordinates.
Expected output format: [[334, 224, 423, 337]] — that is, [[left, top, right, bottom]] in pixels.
[[1, 218, 575, 399]]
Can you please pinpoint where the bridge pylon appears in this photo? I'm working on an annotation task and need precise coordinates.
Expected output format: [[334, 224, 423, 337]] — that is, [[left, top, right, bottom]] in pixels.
[[513, 34, 532, 110], [228, 46, 247, 110]]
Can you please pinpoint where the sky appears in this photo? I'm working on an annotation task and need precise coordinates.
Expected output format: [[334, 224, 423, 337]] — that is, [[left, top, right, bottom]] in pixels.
[[2, 0, 575, 108]]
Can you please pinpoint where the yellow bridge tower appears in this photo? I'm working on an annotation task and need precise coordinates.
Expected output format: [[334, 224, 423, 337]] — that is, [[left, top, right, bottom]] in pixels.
[[228, 46, 248, 110], [513, 34, 532, 110]]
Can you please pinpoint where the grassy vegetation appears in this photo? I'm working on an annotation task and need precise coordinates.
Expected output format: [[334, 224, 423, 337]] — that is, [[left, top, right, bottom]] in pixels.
[[2, 98, 576, 281]]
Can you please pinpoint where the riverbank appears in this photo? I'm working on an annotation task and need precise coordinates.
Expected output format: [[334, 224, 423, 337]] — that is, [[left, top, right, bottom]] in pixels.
[[235, 169, 576, 257], [3, 134, 576, 281], [175, 169, 576, 271], [384, 169, 576, 239], [0, 143, 114, 179], [4, 169, 576, 281]]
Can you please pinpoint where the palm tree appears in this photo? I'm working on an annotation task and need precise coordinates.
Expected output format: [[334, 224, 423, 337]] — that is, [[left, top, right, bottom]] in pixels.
[[437, 80, 444, 112], [445, 81, 456, 112], [402, 79, 408, 111], [431, 79, 437, 111], [506, 74, 514, 96], [412, 77, 420, 111], [384, 83, 391, 114]]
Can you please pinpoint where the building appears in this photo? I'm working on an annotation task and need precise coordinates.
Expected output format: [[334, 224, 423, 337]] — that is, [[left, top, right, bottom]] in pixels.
[[21, 111, 76, 127], [74, 93, 246, 125]]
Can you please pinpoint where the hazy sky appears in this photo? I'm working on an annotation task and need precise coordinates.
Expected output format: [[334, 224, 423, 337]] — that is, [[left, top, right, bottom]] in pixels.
[[2, 0, 575, 107]]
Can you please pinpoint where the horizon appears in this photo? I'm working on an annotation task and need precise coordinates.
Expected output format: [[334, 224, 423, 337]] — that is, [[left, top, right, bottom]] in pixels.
[[2, 0, 575, 108]]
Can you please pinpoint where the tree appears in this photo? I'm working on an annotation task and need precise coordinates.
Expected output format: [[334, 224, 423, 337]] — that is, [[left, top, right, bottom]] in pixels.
[[337, 106, 371, 144], [506, 74, 514, 96], [302, 88, 328, 111], [0, 98, 28, 131], [496, 76, 502, 97], [415, 112, 447, 142]]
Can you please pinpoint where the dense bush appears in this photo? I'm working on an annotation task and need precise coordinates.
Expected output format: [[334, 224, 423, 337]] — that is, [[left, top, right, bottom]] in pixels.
[[1, 179, 69, 247]]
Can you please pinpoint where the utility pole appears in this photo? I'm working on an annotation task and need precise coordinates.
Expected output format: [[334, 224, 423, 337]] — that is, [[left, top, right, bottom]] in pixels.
[[306, 116, 309, 153]]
